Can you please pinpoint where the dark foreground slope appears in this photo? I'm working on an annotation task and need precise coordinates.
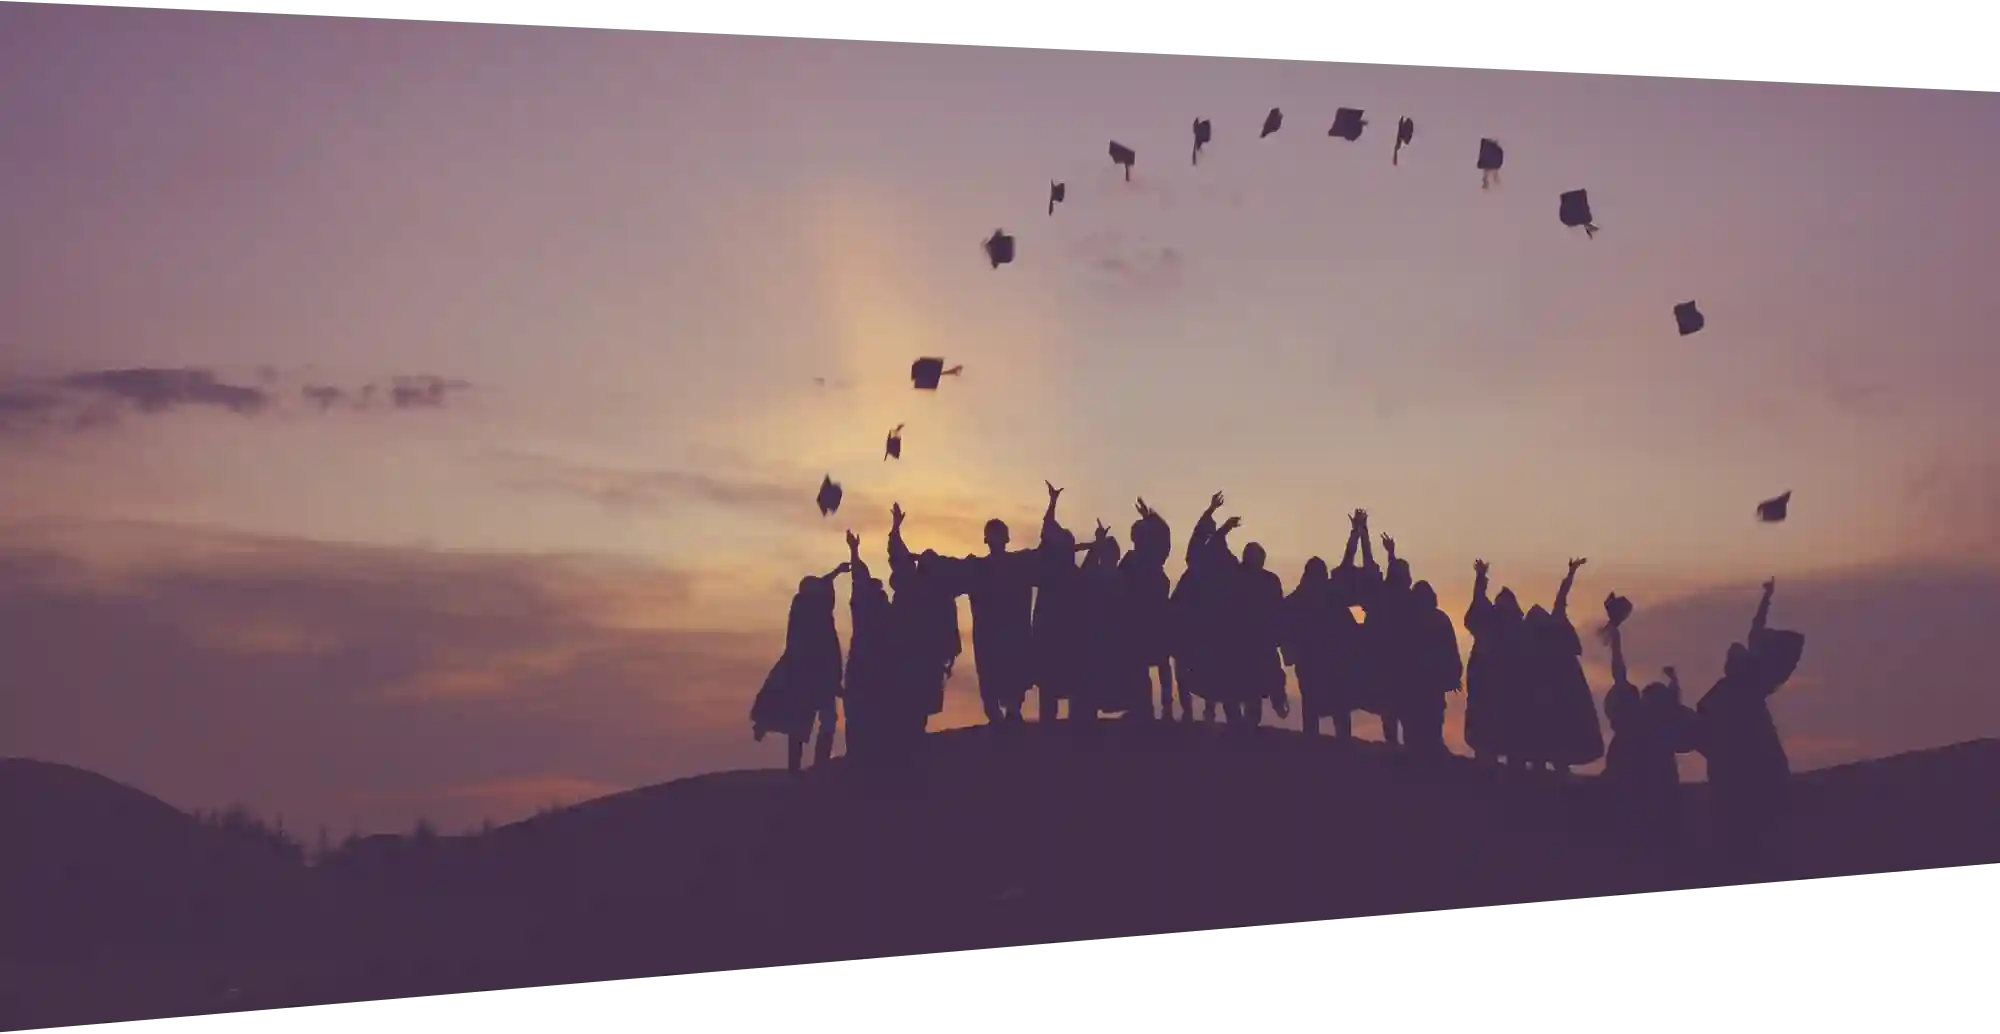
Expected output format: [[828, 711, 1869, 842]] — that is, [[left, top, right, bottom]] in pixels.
[[4, 727, 1998, 1030], [0, 758, 345, 1030]]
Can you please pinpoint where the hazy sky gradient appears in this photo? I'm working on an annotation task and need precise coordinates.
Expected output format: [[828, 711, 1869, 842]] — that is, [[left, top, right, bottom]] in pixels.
[[4, 4, 1997, 835]]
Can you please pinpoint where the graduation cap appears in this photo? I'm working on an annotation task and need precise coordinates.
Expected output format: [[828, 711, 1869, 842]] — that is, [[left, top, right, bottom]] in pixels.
[[983, 229, 1015, 268], [910, 357, 964, 391], [1192, 118, 1212, 165], [1674, 301, 1705, 336], [1328, 108, 1367, 142], [1598, 592, 1634, 645], [1261, 107, 1283, 139], [1393, 117, 1414, 166], [1560, 190, 1600, 238], [1108, 141, 1136, 181], [817, 475, 843, 517], [1047, 181, 1065, 217], [884, 424, 904, 460], [1477, 138, 1505, 189], [1756, 491, 1791, 523]]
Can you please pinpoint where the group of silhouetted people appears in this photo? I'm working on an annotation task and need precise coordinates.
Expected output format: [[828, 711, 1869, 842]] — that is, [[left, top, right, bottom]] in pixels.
[[752, 487, 1806, 860]]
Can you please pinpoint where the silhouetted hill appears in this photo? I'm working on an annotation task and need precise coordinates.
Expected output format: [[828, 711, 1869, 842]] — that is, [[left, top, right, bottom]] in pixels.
[[5, 730, 1998, 1030], [0, 759, 345, 1029], [0, 759, 325, 956]]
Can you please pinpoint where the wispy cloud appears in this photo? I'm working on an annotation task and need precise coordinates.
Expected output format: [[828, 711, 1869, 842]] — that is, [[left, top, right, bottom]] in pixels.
[[1067, 229, 1189, 295], [298, 375, 471, 413], [0, 366, 475, 440]]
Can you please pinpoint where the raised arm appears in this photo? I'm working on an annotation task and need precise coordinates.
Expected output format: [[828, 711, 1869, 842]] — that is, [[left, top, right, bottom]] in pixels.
[[1185, 491, 1224, 566], [1215, 515, 1242, 553], [1554, 557, 1587, 619], [1750, 577, 1775, 638], [1466, 559, 1492, 628], [1381, 533, 1398, 568], [1608, 624, 1629, 689], [1357, 512, 1377, 573], [846, 531, 870, 583], [1340, 515, 1363, 569], [1042, 481, 1064, 538], [887, 503, 914, 572]]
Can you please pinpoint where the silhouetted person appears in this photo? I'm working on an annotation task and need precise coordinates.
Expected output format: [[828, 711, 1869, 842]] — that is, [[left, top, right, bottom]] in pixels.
[[887, 504, 961, 734], [1125, 498, 1182, 721], [1079, 529, 1151, 721], [1601, 618, 1640, 780], [1643, 668, 1700, 840], [1353, 521, 1410, 746], [1601, 603, 1697, 846], [1379, 537, 1423, 747], [1235, 541, 1292, 729], [1464, 560, 1527, 766], [1199, 507, 1260, 727], [1519, 558, 1604, 775], [927, 497, 1045, 726], [751, 561, 850, 774], [1031, 482, 1097, 723], [842, 532, 896, 770], [1172, 493, 1232, 723], [1405, 580, 1463, 758], [1697, 578, 1805, 865], [1285, 557, 1334, 734], [1312, 512, 1373, 740]]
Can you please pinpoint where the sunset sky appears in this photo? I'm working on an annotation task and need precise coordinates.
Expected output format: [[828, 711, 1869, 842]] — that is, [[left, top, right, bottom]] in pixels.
[[3, 4, 1997, 837]]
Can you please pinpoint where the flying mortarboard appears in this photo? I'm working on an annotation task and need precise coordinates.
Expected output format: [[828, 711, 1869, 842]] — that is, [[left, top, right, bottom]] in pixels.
[[884, 424, 904, 461], [1756, 491, 1791, 523], [1261, 107, 1283, 139], [983, 229, 1015, 268], [1559, 189, 1599, 239], [817, 475, 844, 517], [1674, 301, 1705, 336], [1108, 140, 1137, 181], [1192, 118, 1212, 165], [1596, 591, 1635, 646], [1393, 116, 1415, 165], [1048, 181, 1065, 216], [1477, 138, 1504, 189], [1329, 108, 1368, 142], [910, 358, 963, 391]]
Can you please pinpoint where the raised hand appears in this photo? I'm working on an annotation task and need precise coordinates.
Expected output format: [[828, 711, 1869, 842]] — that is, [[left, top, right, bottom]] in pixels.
[[1219, 515, 1243, 535], [1474, 558, 1490, 577], [834, 561, 853, 575], [1381, 533, 1396, 554], [1351, 508, 1369, 529], [1135, 496, 1151, 518], [890, 502, 905, 528], [1209, 491, 1226, 512], [1046, 480, 1063, 500], [845, 530, 860, 553], [1094, 519, 1110, 541], [1568, 557, 1589, 573], [1762, 577, 1777, 596]]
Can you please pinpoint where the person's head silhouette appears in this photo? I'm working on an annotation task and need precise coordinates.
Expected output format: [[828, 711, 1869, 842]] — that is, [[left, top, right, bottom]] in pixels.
[[1243, 542, 1268, 572], [984, 519, 1010, 554]]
